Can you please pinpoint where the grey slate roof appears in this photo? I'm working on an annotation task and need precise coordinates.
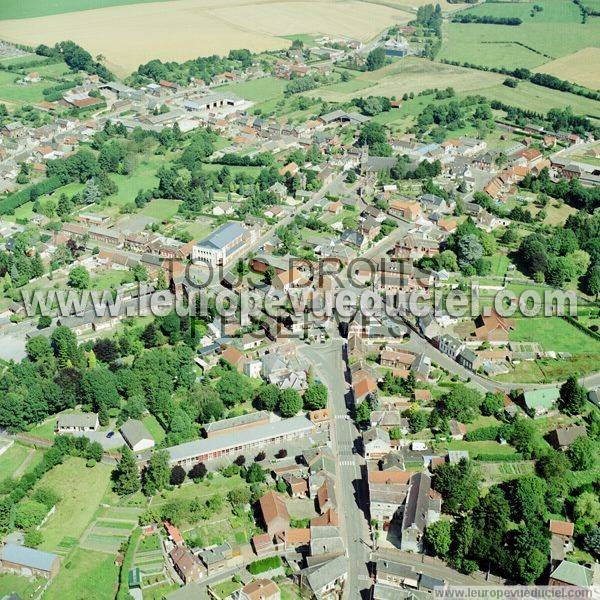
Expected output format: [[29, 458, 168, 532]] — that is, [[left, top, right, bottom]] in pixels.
[[304, 555, 348, 595], [57, 413, 97, 428], [196, 222, 244, 250], [120, 419, 154, 447], [0, 543, 58, 572], [167, 416, 314, 464]]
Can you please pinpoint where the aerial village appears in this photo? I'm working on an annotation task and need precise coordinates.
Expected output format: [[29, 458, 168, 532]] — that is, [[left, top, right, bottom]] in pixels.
[[0, 12, 598, 600]]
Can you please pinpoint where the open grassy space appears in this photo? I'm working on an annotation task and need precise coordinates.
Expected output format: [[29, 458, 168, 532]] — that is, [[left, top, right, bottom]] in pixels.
[[142, 413, 166, 444], [0, 443, 32, 480], [219, 76, 287, 104], [0, 0, 172, 20], [44, 548, 119, 600], [0, 574, 45, 600], [140, 198, 181, 220], [465, 80, 600, 119], [509, 317, 600, 354], [304, 57, 504, 103], [439, 0, 600, 70], [0, 70, 48, 105], [36, 457, 114, 551]]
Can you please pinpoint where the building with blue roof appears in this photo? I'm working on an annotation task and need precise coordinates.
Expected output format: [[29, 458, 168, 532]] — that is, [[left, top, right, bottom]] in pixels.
[[0, 543, 60, 579], [192, 222, 248, 266]]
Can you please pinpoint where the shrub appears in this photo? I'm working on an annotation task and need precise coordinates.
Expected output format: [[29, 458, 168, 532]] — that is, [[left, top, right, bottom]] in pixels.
[[248, 555, 282, 574]]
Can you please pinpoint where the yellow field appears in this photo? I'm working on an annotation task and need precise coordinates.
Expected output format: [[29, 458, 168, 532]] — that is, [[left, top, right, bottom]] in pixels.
[[303, 57, 505, 102], [534, 48, 600, 90], [0, 0, 409, 76]]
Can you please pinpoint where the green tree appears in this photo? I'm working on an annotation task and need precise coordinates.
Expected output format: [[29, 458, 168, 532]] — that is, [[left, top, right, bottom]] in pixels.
[[278, 389, 302, 417], [558, 376, 587, 415], [366, 47, 386, 71], [113, 446, 141, 496], [432, 459, 479, 515], [68, 265, 90, 290], [254, 384, 279, 412], [143, 449, 171, 495], [303, 382, 328, 410], [424, 520, 451, 558], [568, 436, 597, 470], [216, 370, 253, 408], [481, 392, 503, 416]]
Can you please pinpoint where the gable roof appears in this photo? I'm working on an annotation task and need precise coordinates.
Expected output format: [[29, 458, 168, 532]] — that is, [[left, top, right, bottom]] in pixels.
[[259, 491, 290, 527], [549, 519, 574, 537], [550, 560, 593, 587], [0, 543, 58, 572], [120, 419, 153, 447]]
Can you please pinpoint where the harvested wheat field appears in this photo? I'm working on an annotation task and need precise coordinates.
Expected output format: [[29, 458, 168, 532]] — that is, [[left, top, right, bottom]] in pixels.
[[0, 0, 408, 76], [534, 48, 600, 90]]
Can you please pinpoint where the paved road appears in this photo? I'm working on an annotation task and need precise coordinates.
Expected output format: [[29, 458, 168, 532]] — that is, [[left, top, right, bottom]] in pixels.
[[298, 340, 372, 600]]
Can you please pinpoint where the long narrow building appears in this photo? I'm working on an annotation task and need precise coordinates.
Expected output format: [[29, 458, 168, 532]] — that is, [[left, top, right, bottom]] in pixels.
[[167, 416, 315, 467]]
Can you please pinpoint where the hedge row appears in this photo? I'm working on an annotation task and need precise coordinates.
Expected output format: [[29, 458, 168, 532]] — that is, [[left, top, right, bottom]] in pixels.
[[465, 425, 501, 442], [562, 315, 600, 342], [248, 555, 282, 574], [0, 176, 62, 215]]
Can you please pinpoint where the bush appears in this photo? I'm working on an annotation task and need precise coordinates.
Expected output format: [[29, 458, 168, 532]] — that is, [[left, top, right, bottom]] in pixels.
[[248, 555, 282, 574], [24, 530, 43, 548], [465, 426, 500, 442], [14, 500, 49, 530]]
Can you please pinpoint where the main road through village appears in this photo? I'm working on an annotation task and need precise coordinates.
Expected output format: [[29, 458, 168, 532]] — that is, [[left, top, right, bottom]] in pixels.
[[298, 339, 372, 600]]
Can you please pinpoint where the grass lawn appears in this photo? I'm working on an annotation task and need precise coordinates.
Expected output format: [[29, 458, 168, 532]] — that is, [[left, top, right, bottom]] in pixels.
[[140, 198, 181, 220], [443, 439, 517, 456], [489, 254, 509, 277], [219, 76, 287, 104], [142, 413, 166, 444], [89, 268, 134, 290], [466, 80, 600, 119], [0, 574, 45, 600], [0, 443, 34, 480], [509, 317, 600, 354], [107, 156, 162, 207], [36, 457, 113, 551], [0, 70, 48, 105], [44, 548, 119, 600], [211, 579, 242, 599]]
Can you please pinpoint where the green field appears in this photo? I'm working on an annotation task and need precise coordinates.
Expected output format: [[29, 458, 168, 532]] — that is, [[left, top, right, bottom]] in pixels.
[[140, 198, 181, 220], [509, 317, 600, 354], [465, 80, 600, 119], [141, 413, 166, 444], [219, 76, 287, 104], [439, 0, 600, 69], [0, 574, 45, 600], [0, 70, 48, 105], [36, 457, 113, 551], [44, 548, 119, 600], [0, 0, 169, 20]]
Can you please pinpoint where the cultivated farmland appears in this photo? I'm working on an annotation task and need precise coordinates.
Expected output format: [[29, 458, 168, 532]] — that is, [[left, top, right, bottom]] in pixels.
[[438, 0, 600, 70], [534, 48, 600, 90], [0, 0, 408, 76]]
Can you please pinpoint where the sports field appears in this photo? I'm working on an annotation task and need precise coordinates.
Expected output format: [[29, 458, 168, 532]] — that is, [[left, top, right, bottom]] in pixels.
[[534, 48, 600, 90], [0, 0, 408, 76]]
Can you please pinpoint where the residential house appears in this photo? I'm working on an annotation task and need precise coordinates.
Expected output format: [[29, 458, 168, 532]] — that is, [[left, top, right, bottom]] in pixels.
[[298, 555, 348, 599], [549, 560, 594, 588], [400, 472, 441, 552], [120, 419, 155, 452], [310, 525, 344, 558], [237, 579, 280, 600], [389, 200, 421, 221], [549, 520, 575, 564], [548, 425, 587, 450], [169, 546, 203, 584], [259, 491, 290, 536], [368, 470, 412, 530], [376, 559, 419, 590], [56, 413, 98, 433], [363, 427, 392, 460], [438, 334, 464, 359], [523, 388, 560, 417]]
